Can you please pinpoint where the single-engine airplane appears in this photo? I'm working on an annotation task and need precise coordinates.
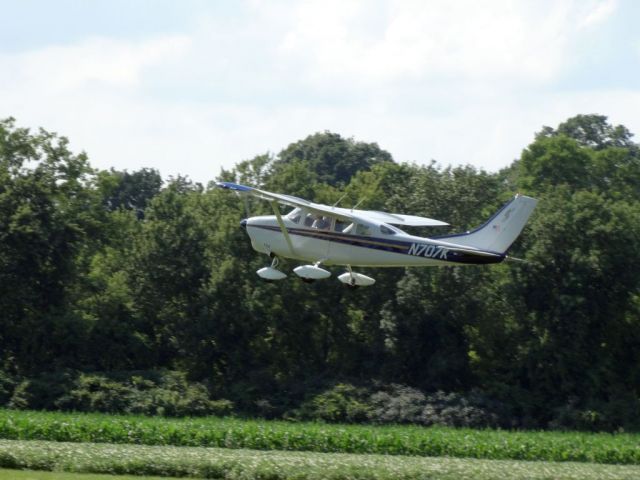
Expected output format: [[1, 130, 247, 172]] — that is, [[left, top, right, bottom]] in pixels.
[[217, 181, 537, 287]]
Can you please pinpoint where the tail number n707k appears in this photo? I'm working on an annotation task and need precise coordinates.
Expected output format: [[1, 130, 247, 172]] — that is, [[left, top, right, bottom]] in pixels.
[[408, 243, 449, 259]]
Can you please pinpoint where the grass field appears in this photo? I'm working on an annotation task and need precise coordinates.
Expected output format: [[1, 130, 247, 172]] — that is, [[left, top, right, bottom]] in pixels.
[[2, 439, 640, 480], [0, 468, 184, 480], [1, 409, 639, 464]]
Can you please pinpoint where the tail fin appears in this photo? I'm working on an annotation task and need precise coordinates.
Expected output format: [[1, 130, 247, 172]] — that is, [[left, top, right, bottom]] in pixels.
[[436, 195, 538, 254]]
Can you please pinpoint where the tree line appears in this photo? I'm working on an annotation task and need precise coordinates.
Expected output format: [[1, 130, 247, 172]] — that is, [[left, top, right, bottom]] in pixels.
[[1, 115, 639, 430]]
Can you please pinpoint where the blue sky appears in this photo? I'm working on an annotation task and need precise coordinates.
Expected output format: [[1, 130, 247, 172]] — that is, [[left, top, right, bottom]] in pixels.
[[1, 0, 638, 184]]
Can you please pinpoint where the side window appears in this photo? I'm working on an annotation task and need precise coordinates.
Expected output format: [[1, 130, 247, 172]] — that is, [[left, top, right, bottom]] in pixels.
[[356, 224, 371, 236], [380, 225, 396, 235], [304, 213, 315, 227], [305, 214, 331, 230], [313, 215, 332, 230], [335, 219, 353, 233]]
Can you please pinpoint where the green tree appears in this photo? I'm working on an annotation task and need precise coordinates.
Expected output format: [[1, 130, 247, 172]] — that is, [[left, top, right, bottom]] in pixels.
[[525, 191, 639, 408], [127, 178, 210, 368], [97, 168, 162, 218], [538, 114, 636, 150], [0, 118, 105, 374], [518, 135, 593, 193], [275, 131, 393, 186]]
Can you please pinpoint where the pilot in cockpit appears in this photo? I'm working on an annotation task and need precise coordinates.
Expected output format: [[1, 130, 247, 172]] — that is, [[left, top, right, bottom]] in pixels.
[[313, 215, 331, 230]]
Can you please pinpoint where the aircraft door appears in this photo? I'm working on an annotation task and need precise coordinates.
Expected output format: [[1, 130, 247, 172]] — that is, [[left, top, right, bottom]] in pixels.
[[328, 218, 354, 264], [302, 212, 332, 259]]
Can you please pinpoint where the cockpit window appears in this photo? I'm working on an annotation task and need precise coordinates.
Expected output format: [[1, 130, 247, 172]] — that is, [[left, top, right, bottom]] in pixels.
[[289, 213, 301, 224], [380, 225, 396, 235], [288, 208, 302, 224]]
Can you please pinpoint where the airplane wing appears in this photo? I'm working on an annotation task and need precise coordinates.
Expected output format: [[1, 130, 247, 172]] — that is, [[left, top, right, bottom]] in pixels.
[[216, 182, 356, 221], [216, 182, 448, 226], [345, 209, 448, 227]]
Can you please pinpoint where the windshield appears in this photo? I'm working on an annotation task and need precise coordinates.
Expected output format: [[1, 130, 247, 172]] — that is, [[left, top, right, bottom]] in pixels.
[[287, 207, 301, 220]]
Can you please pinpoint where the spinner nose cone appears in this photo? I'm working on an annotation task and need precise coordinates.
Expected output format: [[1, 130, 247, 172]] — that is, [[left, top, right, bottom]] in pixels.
[[240, 218, 248, 229]]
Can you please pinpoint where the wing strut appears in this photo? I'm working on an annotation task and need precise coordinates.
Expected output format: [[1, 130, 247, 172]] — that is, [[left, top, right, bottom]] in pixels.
[[270, 201, 295, 256]]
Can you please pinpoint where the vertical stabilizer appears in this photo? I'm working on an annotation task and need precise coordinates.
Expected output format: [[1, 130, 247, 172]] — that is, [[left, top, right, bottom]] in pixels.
[[436, 195, 538, 254]]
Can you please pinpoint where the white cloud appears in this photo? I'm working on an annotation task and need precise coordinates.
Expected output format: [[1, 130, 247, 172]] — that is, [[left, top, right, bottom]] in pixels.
[[0, 35, 191, 94], [578, 0, 617, 29], [278, 0, 585, 85], [0, 0, 636, 186]]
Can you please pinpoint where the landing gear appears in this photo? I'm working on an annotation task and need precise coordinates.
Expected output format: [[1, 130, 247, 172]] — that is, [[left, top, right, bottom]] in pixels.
[[257, 257, 374, 287], [256, 255, 287, 281], [293, 260, 331, 282], [338, 265, 375, 287]]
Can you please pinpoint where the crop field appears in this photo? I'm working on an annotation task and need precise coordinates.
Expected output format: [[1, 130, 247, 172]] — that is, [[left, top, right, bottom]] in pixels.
[[1, 409, 640, 464], [2, 439, 640, 480], [2, 410, 640, 480], [0, 468, 182, 480]]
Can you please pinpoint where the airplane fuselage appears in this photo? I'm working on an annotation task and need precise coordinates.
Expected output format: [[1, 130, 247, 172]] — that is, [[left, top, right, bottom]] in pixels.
[[243, 214, 504, 267]]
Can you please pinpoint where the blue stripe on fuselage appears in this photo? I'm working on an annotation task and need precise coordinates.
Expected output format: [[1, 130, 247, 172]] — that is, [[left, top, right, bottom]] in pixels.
[[249, 225, 502, 264]]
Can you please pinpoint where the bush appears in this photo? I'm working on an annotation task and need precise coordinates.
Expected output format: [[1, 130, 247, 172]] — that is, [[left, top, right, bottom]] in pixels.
[[420, 391, 500, 428], [367, 385, 501, 428], [7, 381, 31, 410], [368, 384, 426, 424], [8, 371, 75, 410], [56, 371, 233, 417], [549, 394, 640, 432], [292, 383, 372, 423], [0, 371, 15, 406], [56, 374, 132, 413]]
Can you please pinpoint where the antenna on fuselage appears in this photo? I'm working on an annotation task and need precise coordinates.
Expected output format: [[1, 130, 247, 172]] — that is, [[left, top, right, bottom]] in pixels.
[[351, 197, 366, 211], [332, 193, 348, 208]]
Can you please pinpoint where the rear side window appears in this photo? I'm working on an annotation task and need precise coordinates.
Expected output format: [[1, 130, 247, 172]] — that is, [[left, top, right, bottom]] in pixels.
[[356, 224, 371, 236], [335, 219, 353, 232]]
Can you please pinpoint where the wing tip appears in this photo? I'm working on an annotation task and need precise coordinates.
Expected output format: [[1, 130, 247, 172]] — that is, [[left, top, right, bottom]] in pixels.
[[216, 181, 254, 192]]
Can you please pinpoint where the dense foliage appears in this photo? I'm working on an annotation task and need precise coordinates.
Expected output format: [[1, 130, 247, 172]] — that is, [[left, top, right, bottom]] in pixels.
[[1, 115, 639, 430]]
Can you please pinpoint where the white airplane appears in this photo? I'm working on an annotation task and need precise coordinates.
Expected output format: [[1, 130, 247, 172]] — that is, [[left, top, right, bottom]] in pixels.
[[217, 181, 538, 287]]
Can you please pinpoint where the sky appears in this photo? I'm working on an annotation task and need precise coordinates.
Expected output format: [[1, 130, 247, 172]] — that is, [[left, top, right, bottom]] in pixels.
[[1, 0, 639, 184]]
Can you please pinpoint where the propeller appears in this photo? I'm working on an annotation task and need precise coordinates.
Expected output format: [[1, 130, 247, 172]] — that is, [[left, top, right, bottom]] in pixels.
[[236, 191, 252, 219]]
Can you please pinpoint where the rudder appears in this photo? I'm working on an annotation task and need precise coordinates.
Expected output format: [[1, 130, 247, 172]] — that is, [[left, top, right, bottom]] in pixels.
[[436, 195, 538, 254]]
